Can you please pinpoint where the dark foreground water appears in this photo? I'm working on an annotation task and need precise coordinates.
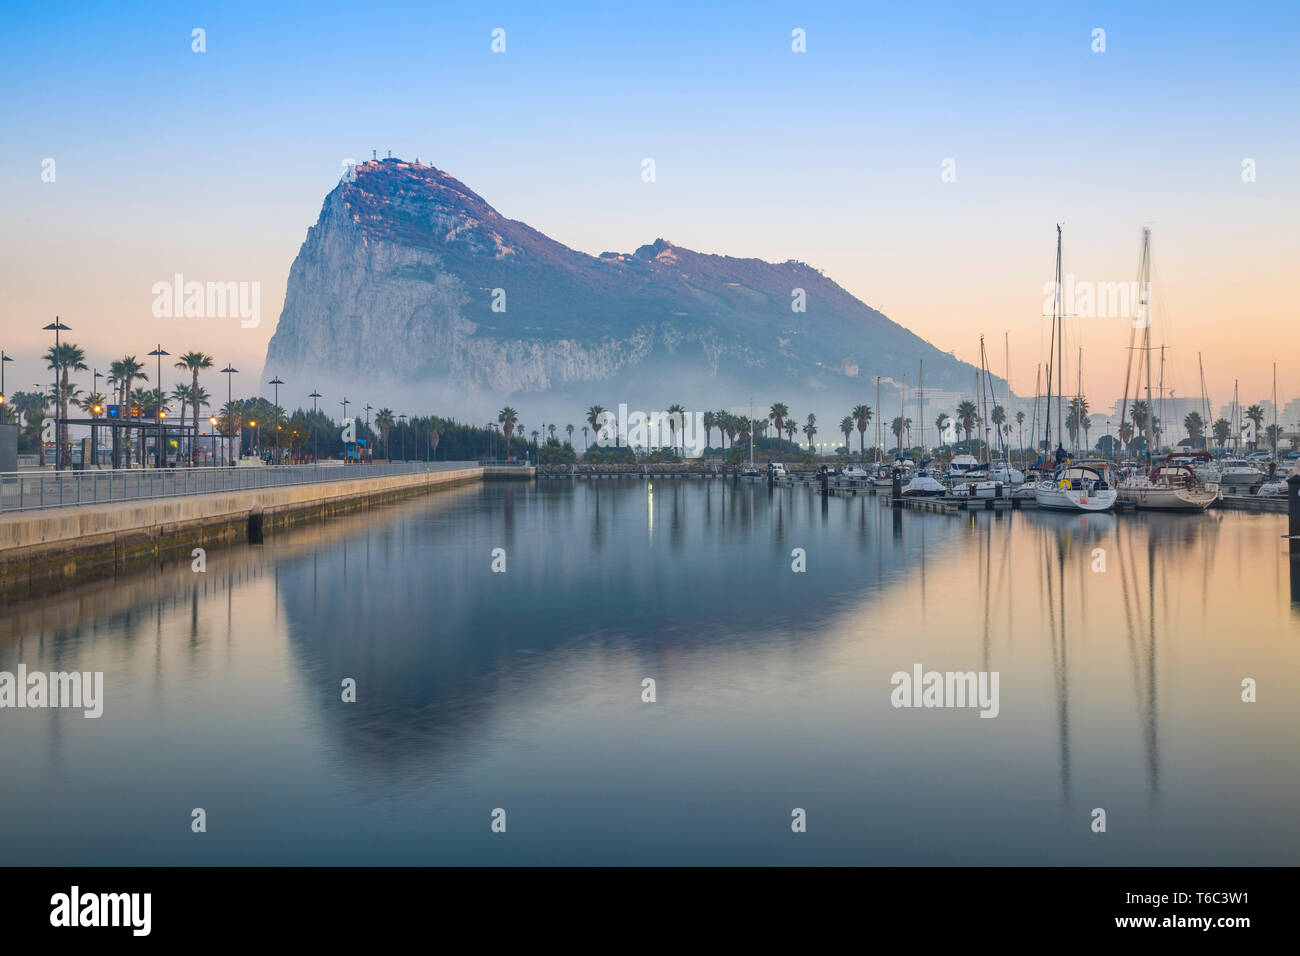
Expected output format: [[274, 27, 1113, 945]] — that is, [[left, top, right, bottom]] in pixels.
[[2, 480, 1298, 865]]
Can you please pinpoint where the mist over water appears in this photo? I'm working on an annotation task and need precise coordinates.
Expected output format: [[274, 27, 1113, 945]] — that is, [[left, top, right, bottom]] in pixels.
[[1, 481, 1296, 865]]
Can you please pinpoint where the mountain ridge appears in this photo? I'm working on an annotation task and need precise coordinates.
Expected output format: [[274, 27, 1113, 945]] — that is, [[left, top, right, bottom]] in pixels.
[[263, 157, 1003, 420]]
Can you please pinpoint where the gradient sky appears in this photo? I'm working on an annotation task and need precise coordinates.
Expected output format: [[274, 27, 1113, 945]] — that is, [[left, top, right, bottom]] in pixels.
[[2, 0, 1297, 417]]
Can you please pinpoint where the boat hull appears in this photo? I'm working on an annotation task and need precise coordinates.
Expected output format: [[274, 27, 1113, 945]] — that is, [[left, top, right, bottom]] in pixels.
[[1117, 485, 1218, 512], [1034, 485, 1118, 512]]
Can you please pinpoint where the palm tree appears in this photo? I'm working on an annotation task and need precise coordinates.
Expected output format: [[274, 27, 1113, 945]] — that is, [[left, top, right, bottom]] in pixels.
[[190, 386, 211, 461], [175, 351, 214, 466], [716, 410, 731, 450], [935, 412, 950, 451], [171, 384, 191, 442], [852, 404, 872, 457], [497, 407, 518, 447], [581, 425, 589, 451], [1245, 404, 1265, 451], [724, 413, 738, 450], [839, 415, 853, 452], [803, 413, 817, 451], [566, 423, 574, 447], [44, 342, 87, 468], [1265, 423, 1282, 455], [130, 387, 153, 465], [702, 410, 716, 450], [1130, 400, 1151, 452], [1075, 397, 1091, 450], [1183, 411, 1205, 450], [666, 403, 686, 454], [954, 400, 977, 447], [890, 417, 905, 452], [784, 419, 797, 448], [375, 408, 396, 458], [1015, 411, 1025, 457], [586, 405, 606, 445], [110, 356, 147, 468], [768, 402, 789, 454], [1212, 417, 1231, 451], [11, 391, 48, 465]]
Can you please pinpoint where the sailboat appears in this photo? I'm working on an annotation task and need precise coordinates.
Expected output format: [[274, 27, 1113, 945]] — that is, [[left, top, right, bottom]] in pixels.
[[1035, 225, 1118, 513]]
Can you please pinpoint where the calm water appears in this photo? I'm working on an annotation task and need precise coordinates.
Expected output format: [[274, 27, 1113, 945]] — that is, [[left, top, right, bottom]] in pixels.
[[2, 480, 1298, 865]]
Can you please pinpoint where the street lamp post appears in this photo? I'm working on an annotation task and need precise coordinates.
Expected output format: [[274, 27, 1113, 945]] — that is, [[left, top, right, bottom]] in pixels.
[[339, 398, 350, 463], [308, 390, 322, 465], [43, 318, 71, 468], [148, 345, 168, 467], [221, 364, 238, 464], [1, 350, 14, 424], [268, 377, 284, 465], [398, 413, 407, 462], [364, 404, 373, 462], [209, 416, 219, 465]]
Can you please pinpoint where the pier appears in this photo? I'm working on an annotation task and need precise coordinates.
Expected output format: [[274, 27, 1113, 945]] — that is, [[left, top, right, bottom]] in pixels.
[[0, 462, 515, 597]]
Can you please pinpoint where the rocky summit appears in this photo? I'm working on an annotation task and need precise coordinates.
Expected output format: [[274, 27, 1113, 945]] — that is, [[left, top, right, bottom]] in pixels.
[[263, 157, 998, 419]]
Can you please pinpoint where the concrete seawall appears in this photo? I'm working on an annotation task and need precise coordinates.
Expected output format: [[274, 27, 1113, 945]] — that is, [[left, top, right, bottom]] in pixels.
[[0, 466, 499, 598]]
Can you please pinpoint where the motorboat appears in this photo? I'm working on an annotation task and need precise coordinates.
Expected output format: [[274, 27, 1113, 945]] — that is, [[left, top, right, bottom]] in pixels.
[[739, 465, 762, 480], [841, 463, 870, 480], [769, 462, 789, 479], [1034, 461, 1118, 512], [949, 464, 1003, 499], [1118, 463, 1219, 512], [1218, 458, 1264, 493], [987, 459, 1025, 486], [901, 465, 947, 498], [946, 454, 980, 483]]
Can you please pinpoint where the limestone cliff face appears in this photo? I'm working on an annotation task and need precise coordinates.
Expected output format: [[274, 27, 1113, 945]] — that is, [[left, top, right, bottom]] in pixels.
[[264, 158, 996, 415]]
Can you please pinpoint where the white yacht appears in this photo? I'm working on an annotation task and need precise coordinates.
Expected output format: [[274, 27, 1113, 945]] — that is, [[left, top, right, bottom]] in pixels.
[[1218, 458, 1263, 493], [946, 454, 980, 483], [987, 460, 1025, 486], [1034, 461, 1118, 512], [841, 463, 870, 480], [1118, 463, 1219, 512]]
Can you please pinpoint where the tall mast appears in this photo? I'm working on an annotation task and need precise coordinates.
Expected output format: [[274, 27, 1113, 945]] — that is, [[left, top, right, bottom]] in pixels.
[[1198, 351, 1211, 450], [1032, 363, 1041, 462], [1139, 228, 1154, 460], [1157, 345, 1165, 454], [1045, 225, 1062, 453], [875, 376, 881, 461], [899, 375, 907, 456], [1273, 362, 1278, 458], [1075, 347, 1082, 454], [918, 360, 924, 455]]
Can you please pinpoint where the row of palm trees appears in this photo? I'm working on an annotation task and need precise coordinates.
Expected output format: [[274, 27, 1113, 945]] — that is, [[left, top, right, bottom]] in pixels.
[[3, 345, 219, 467]]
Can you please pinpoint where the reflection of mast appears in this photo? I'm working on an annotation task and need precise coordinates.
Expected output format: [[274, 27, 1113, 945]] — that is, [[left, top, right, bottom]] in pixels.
[[1042, 524, 1072, 800], [1115, 518, 1161, 800]]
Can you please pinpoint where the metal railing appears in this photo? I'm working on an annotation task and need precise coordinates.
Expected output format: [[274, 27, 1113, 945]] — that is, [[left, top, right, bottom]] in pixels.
[[0, 461, 479, 514]]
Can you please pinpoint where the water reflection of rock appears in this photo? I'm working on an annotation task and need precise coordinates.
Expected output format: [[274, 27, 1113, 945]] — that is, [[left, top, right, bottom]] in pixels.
[[274, 481, 963, 779]]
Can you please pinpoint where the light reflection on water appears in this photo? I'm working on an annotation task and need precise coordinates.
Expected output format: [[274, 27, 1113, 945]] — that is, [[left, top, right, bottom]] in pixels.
[[1, 480, 1297, 864]]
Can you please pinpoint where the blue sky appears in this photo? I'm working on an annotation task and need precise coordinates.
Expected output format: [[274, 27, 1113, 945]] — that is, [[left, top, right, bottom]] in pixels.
[[2, 0, 1297, 410]]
